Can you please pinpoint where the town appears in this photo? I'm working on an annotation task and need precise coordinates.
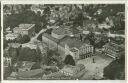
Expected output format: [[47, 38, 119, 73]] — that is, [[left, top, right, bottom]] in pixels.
[[3, 4, 125, 80]]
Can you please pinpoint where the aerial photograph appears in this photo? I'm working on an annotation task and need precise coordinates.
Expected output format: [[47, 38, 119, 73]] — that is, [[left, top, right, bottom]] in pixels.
[[3, 4, 125, 80]]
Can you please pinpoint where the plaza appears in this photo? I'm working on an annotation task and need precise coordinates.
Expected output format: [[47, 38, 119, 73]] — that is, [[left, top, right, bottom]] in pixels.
[[77, 53, 113, 80]]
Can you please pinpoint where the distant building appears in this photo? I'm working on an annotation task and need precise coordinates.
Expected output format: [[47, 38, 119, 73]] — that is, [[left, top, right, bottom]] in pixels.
[[102, 42, 124, 59], [5, 33, 19, 40], [4, 56, 12, 67], [13, 24, 35, 37], [8, 43, 21, 48]]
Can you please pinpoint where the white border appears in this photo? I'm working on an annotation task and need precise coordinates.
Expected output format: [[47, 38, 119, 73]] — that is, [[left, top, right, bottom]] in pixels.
[[1, 0, 128, 83]]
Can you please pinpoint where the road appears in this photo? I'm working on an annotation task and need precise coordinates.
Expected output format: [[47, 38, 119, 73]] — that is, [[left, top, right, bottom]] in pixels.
[[30, 28, 47, 43], [22, 28, 47, 48]]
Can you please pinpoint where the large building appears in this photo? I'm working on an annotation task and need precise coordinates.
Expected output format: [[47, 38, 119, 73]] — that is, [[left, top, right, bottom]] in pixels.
[[42, 27, 93, 60], [13, 24, 35, 37], [102, 42, 124, 59]]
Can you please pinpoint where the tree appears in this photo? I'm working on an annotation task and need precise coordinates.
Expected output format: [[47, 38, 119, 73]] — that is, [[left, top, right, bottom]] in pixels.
[[21, 35, 30, 44], [103, 52, 125, 80], [64, 55, 75, 66], [86, 31, 96, 53], [17, 47, 42, 62]]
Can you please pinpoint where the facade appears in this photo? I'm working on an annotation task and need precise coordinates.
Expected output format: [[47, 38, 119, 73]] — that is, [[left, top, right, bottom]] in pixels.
[[102, 42, 124, 59], [42, 27, 93, 60], [13, 24, 35, 37]]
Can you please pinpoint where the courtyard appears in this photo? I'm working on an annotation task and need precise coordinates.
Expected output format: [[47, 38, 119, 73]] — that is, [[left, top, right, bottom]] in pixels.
[[77, 54, 114, 80]]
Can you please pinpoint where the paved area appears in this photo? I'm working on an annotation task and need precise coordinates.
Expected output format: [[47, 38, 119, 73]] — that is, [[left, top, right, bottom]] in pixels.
[[77, 55, 113, 80]]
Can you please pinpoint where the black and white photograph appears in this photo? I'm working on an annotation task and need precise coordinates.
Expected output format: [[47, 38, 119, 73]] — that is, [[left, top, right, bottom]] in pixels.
[[2, 3, 125, 80]]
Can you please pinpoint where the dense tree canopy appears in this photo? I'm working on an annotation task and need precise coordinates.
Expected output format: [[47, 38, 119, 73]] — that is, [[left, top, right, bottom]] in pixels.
[[64, 55, 75, 66], [103, 52, 125, 80]]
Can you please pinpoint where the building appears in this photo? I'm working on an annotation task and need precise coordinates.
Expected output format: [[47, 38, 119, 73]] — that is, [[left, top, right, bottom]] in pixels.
[[42, 64, 86, 80], [17, 68, 43, 79], [42, 27, 93, 60], [102, 42, 124, 59], [13, 24, 35, 37], [4, 56, 12, 67], [5, 33, 19, 40], [15, 61, 35, 72], [60, 64, 85, 76], [8, 43, 21, 48]]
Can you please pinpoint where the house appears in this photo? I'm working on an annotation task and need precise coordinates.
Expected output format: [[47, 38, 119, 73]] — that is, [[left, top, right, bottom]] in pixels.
[[13, 24, 35, 37], [98, 23, 111, 29], [102, 42, 124, 59]]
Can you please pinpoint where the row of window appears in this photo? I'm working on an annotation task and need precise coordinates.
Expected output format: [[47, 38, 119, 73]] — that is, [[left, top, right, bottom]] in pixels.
[[80, 46, 93, 55]]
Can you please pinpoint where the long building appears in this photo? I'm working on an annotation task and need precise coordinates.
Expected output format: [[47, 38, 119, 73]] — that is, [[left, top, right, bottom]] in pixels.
[[102, 42, 124, 59], [42, 27, 93, 60]]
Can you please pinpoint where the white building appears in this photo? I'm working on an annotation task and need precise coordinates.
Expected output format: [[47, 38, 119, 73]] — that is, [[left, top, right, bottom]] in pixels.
[[13, 24, 35, 37], [5, 33, 19, 40]]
